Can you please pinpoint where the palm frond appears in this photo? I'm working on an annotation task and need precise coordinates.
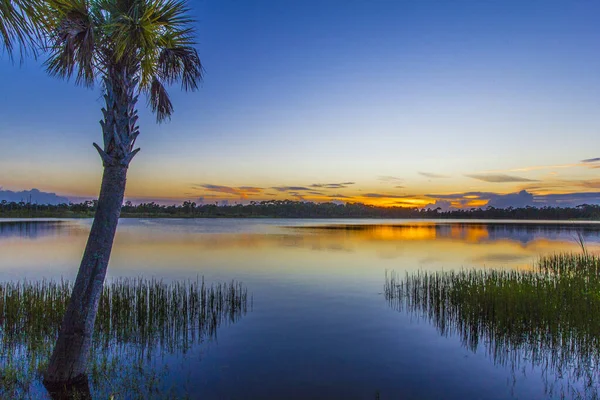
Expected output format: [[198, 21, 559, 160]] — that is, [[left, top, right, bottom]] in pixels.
[[0, 0, 46, 61], [150, 0, 194, 31], [44, 0, 201, 122], [157, 45, 202, 90], [45, 0, 98, 87], [149, 76, 173, 122]]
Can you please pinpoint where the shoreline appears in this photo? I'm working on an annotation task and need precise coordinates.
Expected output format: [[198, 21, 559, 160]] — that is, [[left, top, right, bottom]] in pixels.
[[1, 214, 600, 223]]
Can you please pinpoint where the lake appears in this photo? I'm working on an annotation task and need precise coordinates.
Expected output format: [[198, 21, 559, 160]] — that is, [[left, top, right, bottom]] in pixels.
[[2, 218, 600, 399]]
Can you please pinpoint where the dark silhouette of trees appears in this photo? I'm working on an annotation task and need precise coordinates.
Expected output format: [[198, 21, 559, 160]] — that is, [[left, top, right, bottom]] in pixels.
[[2, 200, 599, 220]]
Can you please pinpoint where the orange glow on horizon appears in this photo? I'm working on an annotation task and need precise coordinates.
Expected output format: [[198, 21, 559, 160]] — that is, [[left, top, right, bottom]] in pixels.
[[7, 171, 600, 210]]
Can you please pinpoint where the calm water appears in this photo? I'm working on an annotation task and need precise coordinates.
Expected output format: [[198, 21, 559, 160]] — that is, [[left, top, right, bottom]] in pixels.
[[2, 218, 600, 399]]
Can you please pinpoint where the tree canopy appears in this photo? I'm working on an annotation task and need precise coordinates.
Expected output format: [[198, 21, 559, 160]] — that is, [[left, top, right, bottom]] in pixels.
[[45, 0, 203, 122], [1, 199, 599, 220]]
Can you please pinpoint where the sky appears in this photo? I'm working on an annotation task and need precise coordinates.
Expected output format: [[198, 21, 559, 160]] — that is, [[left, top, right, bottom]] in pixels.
[[0, 0, 599, 209]]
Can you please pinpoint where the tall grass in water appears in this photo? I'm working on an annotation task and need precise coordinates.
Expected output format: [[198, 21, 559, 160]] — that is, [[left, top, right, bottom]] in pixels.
[[0, 278, 249, 399], [385, 253, 600, 399]]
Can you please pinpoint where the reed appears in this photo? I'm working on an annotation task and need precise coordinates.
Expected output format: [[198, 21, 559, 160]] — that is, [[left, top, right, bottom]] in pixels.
[[0, 277, 249, 399], [385, 253, 600, 399]]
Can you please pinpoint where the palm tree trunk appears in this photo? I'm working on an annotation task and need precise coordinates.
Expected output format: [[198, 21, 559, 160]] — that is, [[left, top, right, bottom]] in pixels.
[[44, 68, 140, 391], [43, 164, 128, 387]]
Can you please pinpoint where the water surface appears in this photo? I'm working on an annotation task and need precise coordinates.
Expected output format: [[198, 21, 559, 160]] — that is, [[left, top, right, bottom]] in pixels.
[[1, 218, 599, 399]]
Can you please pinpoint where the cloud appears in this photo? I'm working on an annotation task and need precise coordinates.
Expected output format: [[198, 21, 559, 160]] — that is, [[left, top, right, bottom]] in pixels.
[[326, 194, 351, 199], [579, 180, 600, 189], [581, 157, 600, 163], [288, 192, 305, 200], [378, 176, 403, 183], [526, 179, 600, 190], [419, 172, 450, 179], [392, 199, 424, 206], [539, 192, 600, 206], [481, 163, 580, 173], [195, 184, 262, 199], [272, 186, 311, 192], [487, 190, 534, 208], [310, 182, 355, 189], [422, 200, 454, 211], [425, 189, 600, 209], [426, 191, 534, 208], [363, 193, 411, 199], [0, 188, 69, 205], [426, 191, 488, 200], [466, 174, 538, 183]]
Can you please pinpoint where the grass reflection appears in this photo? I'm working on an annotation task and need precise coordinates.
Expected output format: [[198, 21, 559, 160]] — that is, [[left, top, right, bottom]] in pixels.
[[385, 253, 600, 399], [0, 278, 249, 399]]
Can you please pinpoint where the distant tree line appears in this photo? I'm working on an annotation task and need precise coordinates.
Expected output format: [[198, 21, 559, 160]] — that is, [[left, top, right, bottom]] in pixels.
[[1, 199, 600, 220]]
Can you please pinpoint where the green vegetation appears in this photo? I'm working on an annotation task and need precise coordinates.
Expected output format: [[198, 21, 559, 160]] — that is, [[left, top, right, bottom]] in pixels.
[[1, 200, 600, 220], [385, 253, 600, 399], [0, 278, 249, 399]]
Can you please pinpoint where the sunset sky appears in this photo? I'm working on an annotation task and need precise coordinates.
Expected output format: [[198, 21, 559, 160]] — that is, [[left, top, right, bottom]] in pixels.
[[0, 0, 599, 209]]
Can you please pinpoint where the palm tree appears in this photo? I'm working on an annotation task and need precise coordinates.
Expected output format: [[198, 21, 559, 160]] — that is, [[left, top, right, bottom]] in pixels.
[[0, 0, 45, 60], [42, 0, 203, 389]]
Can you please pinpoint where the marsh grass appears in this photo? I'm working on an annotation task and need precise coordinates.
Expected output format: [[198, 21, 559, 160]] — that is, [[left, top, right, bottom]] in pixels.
[[385, 253, 600, 399], [0, 277, 249, 399]]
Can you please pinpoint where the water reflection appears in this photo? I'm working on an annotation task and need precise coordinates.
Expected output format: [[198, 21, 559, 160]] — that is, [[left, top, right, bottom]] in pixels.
[[3, 219, 600, 282], [0, 278, 249, 399], [0, 221, 69, 240], [297, 222, 600, 245], [4, 219, 600, 398], [384, 254, 600, 399], [4, 219, 600, 243]]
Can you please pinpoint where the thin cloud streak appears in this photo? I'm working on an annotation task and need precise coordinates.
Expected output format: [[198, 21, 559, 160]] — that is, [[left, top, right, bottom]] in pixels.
[[272, 186, 311, 192], [194, 184, 263, 199], [363, 193, 411, 199], [582, 157, 600, 163], [419, 172, 450, 179], [481, 163, 581, 173], [378, 176, 403, 183], [480, 158, 600, 173], [424, 190, 600, 209], [311, 182, 355, 189], [466, 174, 538, 183]]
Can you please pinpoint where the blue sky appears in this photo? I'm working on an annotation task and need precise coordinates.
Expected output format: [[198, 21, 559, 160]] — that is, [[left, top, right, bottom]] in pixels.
[[0, 0, 599, 208]]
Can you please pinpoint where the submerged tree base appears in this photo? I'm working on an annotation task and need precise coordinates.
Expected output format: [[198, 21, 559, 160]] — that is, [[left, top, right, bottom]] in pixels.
[[43, 374, 91, 400]]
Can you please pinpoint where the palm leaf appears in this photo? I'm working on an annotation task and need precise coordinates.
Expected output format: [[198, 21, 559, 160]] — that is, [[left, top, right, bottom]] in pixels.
[[158, 45, 202, 90], [0, 0, 46, 61], [45, 0, 98, 86], [149, 76, 173, 122]]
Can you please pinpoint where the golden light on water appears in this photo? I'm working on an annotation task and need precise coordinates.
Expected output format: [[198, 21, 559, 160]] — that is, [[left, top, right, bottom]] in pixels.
[[1, 221, 599, 281]]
